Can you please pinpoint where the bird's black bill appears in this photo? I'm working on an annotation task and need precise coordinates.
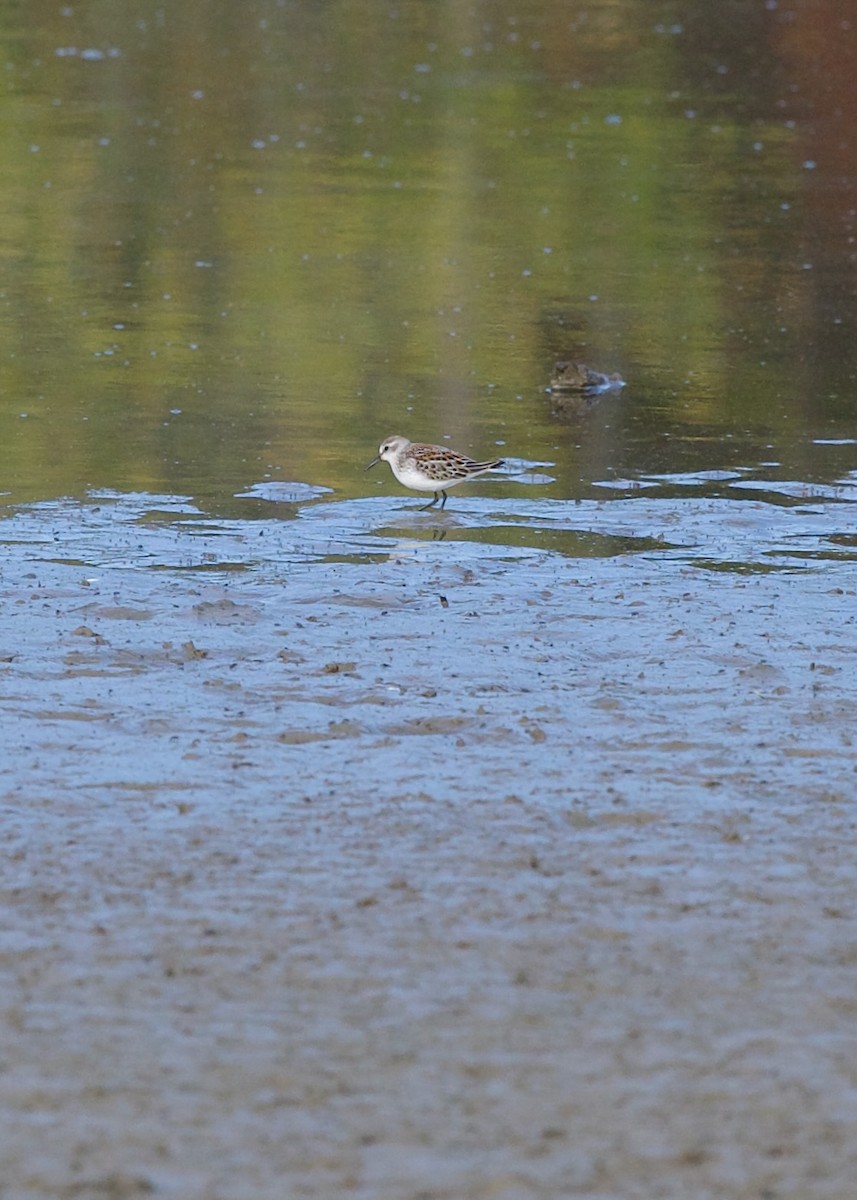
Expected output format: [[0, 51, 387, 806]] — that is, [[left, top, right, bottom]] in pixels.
[[365, 455, 380, 471]]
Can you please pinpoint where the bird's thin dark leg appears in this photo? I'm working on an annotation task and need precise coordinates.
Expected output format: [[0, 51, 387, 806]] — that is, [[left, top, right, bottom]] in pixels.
[[439, 490, 448, 510], [419, 492, 440, 511]]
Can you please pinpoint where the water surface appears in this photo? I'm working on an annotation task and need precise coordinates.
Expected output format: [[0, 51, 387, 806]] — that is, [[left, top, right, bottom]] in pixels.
[[1, 0, 854, 515]]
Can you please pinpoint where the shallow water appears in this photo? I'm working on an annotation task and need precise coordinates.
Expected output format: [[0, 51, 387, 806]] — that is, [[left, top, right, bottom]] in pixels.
[[1, 0, 856, 508], [2, 2, 857, 1197]]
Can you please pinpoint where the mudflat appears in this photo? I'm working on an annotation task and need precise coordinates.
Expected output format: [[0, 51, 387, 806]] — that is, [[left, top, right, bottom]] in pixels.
[[2, 493, 856, 1199]]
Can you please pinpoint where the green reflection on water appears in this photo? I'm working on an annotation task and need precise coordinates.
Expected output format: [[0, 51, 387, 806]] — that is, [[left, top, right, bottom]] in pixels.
[[372, 522, 676, 558], [1, 1, 854, 509]]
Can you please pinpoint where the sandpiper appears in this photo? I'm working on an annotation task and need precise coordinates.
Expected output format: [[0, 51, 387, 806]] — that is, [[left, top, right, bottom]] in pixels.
[[366, 434, 504, 510]]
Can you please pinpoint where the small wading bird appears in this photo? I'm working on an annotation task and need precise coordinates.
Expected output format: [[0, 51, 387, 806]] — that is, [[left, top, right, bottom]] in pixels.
[[366, 434, 505, 510]]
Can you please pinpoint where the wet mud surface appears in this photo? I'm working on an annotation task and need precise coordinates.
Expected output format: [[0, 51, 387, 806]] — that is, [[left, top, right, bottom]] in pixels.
[[3, 490, 857, 1199]]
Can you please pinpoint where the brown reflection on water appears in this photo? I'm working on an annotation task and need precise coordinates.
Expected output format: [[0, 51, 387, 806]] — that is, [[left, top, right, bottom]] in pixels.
[[773, 0, 857, 415], [0, 1, 854, 508]]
